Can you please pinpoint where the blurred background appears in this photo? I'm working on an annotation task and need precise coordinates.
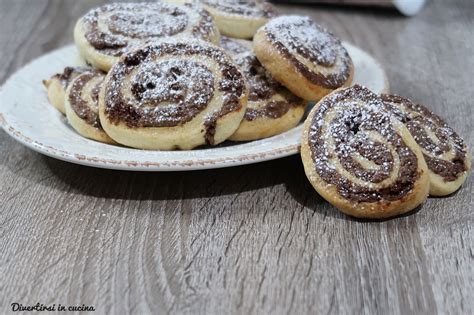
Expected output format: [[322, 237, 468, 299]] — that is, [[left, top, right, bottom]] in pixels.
[[271, 0, 427, 16]]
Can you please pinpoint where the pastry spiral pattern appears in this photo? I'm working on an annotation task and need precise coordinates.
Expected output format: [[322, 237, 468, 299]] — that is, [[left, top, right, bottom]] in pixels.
[[74, 2, 220, 70], [167, 0, 278, 39], [43, 67, 87, 114], [254, 15, 353, 101], [99, 40, 248, 150], [382, 94, 471, 196], [301, 85, 430, 219], [65, 70, 115, 144]]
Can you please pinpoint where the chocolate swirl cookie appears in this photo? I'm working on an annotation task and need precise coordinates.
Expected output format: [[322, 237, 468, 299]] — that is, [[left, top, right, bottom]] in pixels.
[[382, 94, 471, 196], [219, 37, 306, 141], [301, 85, 430, 219], [254, 16, 354, 101], [43, 67, 87, 114], [74, 2, 220, 71], [98, 40, 248, 150], [65, 70, 115, 144], [168, 0, 278, 39]]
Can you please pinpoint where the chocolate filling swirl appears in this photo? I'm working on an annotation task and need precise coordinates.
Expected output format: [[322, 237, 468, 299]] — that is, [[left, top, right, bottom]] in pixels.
[[382, 94, 468, 182], [103, 42, 246, 145], [308, 85, 420, 202], [220, 36, 303, 121], [51, 67, 87, 88], [264, 16, 352, 89], [68, 70, 106, 128]]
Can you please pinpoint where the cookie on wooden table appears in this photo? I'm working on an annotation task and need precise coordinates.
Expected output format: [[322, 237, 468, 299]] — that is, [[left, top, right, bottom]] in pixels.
[[301, 85, 430, 219], [382, 94, 471, 196]]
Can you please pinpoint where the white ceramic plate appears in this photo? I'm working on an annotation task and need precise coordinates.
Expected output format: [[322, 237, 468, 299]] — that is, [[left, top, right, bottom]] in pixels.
[[0, 43, 389, 171]]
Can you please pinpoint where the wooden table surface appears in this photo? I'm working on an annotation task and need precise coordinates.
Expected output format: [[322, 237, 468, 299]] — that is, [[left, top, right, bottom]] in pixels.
[[1, 0, 473, 314]]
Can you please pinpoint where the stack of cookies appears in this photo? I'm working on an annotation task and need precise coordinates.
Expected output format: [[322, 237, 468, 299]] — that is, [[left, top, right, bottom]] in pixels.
[[43, 0, 353, 149], [43, 0, 470, 219], [301, 85, 471, 218]]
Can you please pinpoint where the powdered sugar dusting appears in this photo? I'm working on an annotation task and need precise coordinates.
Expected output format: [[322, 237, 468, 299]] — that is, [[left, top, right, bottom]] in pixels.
[[382, 94, 469, 181], [220, 36, 281, 101], [131, 59, 214, 113], [264, 15, 352, 88], [220, 36, 251, 55], [103, 41, 246, 130], [266, 16, 338, 66], [82, 2, 216, 56]]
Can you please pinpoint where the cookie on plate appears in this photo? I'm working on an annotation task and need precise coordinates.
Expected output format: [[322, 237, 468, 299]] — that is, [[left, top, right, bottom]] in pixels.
[[43, 67, 86, 114], [167, 0, 278, 39], [301, 85, 430, 219], [382, 94, 471, 196], [65, 70, 115, 144], [254, 15, 354, 101], [74, 2, 220, 71], [219, 37, 306, 141], [99, 40, 248, 150]]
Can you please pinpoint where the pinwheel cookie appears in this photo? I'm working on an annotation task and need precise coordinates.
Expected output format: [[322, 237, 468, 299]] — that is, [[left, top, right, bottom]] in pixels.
[[65, 70, 115, 144], [382, 94, 471, 196], [301, 85, 430, 219], [219, 37, 306, 141], [99, 40, 248, 150], [254, 16, 353, 101], [74, 2, 220, 71], [43, 67, 86, 114], [168, 0, 278, 39]]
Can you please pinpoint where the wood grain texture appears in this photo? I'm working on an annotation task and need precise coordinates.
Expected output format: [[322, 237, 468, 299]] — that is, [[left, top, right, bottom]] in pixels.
[[0, 0, 472, 314]]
